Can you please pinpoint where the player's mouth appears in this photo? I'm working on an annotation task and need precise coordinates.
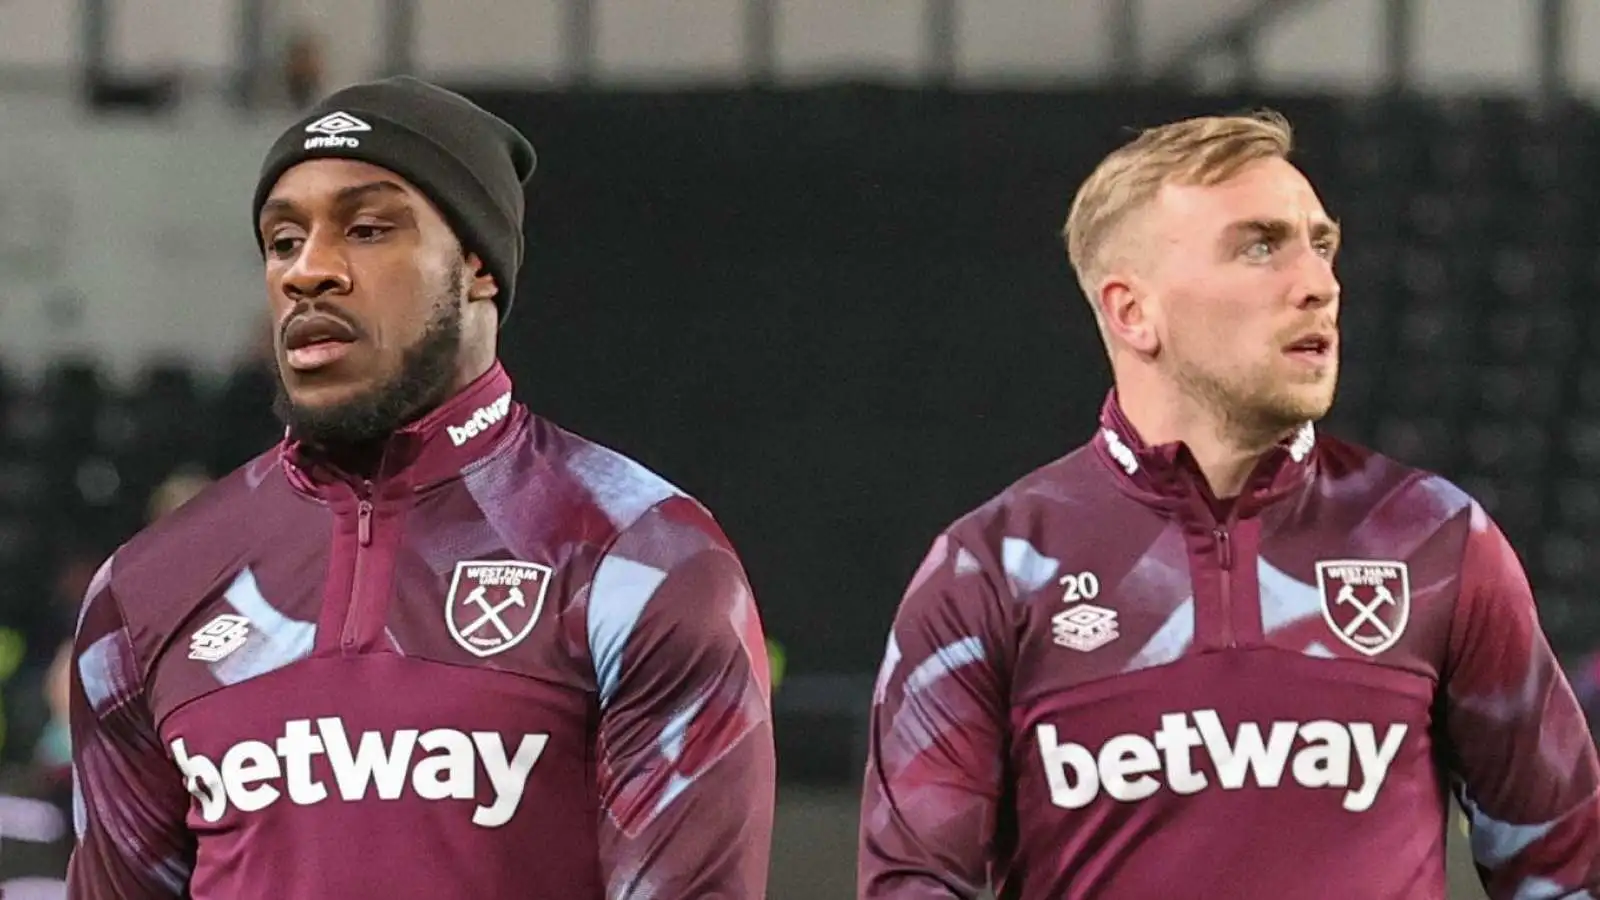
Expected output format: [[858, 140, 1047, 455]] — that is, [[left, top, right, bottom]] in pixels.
[[1283, 332, 1334, 365], [283, 314, 360, 372]]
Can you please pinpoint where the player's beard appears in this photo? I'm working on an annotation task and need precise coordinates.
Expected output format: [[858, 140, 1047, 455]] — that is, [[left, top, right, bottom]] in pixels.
[[274, 261, 466, 448], [1165, 332, 1335, 447]]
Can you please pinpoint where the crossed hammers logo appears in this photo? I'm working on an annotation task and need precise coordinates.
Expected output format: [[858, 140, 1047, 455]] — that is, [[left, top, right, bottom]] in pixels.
[[459, 583, 527, 641], [1334, 582, 1396, 644]]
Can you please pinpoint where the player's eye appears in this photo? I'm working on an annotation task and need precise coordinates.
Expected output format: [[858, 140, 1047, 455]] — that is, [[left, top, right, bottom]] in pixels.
[[1313, 239, 1338, 259], [1241, 239, 1273, 261], [349, 223, 391, 241], [267, 234, 303, 258]]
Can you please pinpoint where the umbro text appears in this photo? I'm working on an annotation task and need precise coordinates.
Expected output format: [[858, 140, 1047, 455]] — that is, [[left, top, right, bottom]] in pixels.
[[303, 134, 361, 150]]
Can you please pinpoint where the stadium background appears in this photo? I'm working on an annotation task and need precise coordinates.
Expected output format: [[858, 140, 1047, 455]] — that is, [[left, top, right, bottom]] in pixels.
[[0, 1, 1594, 896]]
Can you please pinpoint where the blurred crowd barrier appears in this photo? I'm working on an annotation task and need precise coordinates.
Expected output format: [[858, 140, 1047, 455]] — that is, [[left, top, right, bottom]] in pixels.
[[8, 1, 1600, 98]]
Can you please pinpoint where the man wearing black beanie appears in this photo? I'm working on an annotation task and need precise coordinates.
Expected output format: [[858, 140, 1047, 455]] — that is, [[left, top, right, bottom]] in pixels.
[[66, 77, 776, 900], [252, 75, 535, 447]]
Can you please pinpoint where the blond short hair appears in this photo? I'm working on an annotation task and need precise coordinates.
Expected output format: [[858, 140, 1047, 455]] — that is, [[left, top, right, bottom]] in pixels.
[[1063, 110, 1294, 309]]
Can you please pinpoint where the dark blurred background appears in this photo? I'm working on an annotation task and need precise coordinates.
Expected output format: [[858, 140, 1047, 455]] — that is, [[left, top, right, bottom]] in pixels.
[[1, 1, 1596, 897]]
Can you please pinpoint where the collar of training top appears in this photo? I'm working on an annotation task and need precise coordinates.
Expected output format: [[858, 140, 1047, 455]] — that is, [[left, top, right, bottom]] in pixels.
[[1091, 389, 1317, 517], [282, 361, 521, 495]]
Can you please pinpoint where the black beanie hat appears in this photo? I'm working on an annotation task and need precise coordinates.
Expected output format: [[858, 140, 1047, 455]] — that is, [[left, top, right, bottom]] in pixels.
[[252, 76, 537, 322]]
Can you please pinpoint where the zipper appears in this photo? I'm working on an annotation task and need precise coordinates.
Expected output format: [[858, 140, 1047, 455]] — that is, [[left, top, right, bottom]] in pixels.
[[357, 499, 372, 545], [1214, 526, 1234, 647], [341, 483, 375, 651]]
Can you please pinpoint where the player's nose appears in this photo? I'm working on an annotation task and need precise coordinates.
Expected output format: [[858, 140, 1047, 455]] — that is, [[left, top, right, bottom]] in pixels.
[[1293, 248, 1339, 311], [282, 232, 353, 302]]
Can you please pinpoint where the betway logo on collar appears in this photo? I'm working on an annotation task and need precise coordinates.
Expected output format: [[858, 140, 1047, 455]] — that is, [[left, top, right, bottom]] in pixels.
[[1101, 428, 1138, 475], [171, 718, 547, 828], [1037, 709, 1406, 813], [447, 391, 512, 447]]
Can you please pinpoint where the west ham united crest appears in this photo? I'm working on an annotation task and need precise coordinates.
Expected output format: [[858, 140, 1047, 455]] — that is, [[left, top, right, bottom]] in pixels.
[[1315, 559, 1411, 657], [445, 560, 552, 657]]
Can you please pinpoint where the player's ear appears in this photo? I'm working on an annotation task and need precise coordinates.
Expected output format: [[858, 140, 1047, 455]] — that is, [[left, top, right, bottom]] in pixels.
[[1097, 275, 1159, 356], [464, 252, 499, 305]]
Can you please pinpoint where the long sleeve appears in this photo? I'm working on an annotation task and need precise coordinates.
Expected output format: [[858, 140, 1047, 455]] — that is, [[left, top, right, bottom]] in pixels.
[[858, 533, 1013, 899], [586, 497, 775, 899], [1443, 504, 1600, 898], [66, 557, 195, 898]]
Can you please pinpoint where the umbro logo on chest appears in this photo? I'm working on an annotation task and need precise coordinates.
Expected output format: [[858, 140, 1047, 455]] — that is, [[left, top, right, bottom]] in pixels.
[[1051, 570, 1118, 652]]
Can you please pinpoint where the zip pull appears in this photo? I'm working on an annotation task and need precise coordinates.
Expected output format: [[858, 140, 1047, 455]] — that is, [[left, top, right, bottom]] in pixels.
[[357, 500, 374, 546], [1214, 527, 1233, 570]]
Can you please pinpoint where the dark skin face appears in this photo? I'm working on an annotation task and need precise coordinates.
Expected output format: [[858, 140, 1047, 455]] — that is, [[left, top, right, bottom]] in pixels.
[[258, 159, 500, 448]]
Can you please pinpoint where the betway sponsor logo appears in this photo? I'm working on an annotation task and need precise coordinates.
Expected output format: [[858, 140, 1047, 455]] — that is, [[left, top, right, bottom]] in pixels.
[[1037, 710, 1407, 813], [447, 392, 512, 447], [171, 718, 547, 828]]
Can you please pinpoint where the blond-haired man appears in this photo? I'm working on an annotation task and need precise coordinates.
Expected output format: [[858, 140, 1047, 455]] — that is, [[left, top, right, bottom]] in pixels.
[[858, 110, 1600, 899]]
